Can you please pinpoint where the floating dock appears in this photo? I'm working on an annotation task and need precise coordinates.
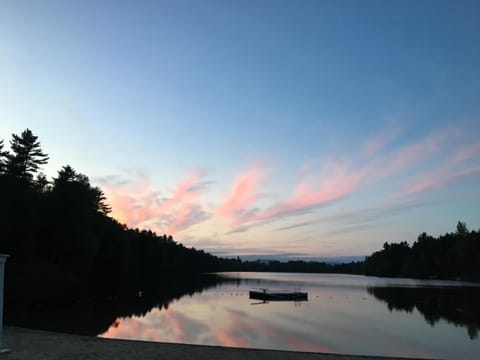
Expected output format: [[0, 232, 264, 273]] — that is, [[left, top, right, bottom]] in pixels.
[[249, 289, 308, 301]]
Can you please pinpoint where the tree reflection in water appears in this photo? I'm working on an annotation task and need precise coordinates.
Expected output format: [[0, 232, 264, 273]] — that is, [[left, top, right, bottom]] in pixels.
[[367, 286, 480, 339], [5, 274, 234, 336]]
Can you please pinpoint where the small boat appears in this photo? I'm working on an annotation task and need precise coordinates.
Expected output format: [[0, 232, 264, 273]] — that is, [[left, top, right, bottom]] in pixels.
[[249, 288, 308, 301]]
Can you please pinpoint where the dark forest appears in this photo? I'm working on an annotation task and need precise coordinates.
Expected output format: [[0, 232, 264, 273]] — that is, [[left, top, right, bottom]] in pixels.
[[0, 129, 219, 304]]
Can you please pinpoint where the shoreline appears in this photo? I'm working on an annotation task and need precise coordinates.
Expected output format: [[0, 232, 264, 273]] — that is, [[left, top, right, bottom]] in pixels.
[[3, 326, 428, 360]]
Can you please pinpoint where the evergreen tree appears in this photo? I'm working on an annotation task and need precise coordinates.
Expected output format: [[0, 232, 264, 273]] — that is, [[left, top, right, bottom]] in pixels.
[[6, 129, 49, 180], [456, 221, 468, 236], [0, 139, 9, 174], [34, 172, 50, 194], [93, 186, 111, 215], [52, 165, 110, 214]]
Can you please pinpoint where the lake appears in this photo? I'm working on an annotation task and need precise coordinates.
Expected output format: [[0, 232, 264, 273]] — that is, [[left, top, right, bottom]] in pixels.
[[96, 272, 480, 359]]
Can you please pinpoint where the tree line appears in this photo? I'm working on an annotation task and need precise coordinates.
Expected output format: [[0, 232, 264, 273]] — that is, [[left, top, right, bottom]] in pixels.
[[364, 221, 480, 280], [217, 222, 480, 281], [216, 257, 365, 274]]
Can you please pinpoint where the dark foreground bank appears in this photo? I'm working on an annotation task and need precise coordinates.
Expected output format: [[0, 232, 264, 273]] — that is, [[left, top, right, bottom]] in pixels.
[[3, 327, 432, 360]]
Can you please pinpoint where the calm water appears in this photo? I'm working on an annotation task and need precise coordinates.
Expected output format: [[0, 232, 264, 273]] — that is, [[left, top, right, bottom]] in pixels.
[[97, 273, 480, 359]]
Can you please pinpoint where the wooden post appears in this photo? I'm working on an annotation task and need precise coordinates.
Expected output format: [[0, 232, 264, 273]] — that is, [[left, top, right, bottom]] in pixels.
[[0, 254, 9, 353]]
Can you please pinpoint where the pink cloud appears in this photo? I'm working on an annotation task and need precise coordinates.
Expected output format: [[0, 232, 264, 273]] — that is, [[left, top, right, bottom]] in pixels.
[[216, 127, 477, 234], [216, 165, 264, 226], [279, 161, 370, 214], [158, 172, 206, 212], [99, 126, 479, 238], [395, 136, 480, 197], [102, 178, 159, 226], [166, 204, 210, 234], [402, 165, 480, 196], [381, 128, 464, 177], [101, 171, 210, 234], [222, 160, 374, 233]]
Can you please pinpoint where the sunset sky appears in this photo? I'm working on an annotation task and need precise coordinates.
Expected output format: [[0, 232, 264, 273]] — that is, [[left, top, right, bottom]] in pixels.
[[1, 1, 479, 259]]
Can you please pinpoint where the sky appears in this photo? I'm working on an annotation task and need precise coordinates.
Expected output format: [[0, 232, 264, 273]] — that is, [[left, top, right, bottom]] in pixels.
[[1, 0, 480, 259]]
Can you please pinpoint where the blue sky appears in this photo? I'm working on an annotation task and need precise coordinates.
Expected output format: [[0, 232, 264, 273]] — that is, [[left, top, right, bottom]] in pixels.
[[1, 0, 479, 258]]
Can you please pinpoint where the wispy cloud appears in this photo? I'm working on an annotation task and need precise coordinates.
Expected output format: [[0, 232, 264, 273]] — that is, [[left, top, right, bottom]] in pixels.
[[218, 165, 264, 215], [97, 126, 479, 244], [219, 158, 375, 233], [401, 164, 480, 197], [99, 176, 158, 226], [276, 198, 427, 234], [395, 137, 480, 197], [166, 204, 211, 234], [274, 160, 371, 215], [382, 128, 456, 177], [216, 127, 478, 234], [99, 171, 211, 234], [216, 164, 264, 229]]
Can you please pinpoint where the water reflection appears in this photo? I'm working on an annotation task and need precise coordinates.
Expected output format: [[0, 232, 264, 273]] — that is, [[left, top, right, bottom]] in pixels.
[[100, 284, 334, 353], [5, 274, 234, 336], [367, 286, 480, 339], [6, 273, 480, 359]]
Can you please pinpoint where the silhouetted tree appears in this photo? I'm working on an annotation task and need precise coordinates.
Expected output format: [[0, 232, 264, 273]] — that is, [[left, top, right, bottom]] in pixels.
[[0, 139, 9, 174], [0, 130, 50, 260], [93, 187, 111, 215], [33, 172, 50, 194], [5, 129, 49, 181], [456, 221, 468, 236]]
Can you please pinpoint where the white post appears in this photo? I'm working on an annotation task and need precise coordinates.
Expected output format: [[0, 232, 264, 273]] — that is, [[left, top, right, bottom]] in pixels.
[[0, 254, 9, 353]]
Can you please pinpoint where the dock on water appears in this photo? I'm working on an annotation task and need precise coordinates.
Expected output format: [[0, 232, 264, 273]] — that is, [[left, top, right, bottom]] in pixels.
[[249, 288, 308, 301]]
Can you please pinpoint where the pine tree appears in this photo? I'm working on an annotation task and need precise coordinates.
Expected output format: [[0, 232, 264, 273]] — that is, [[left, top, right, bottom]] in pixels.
[[53, 165, 111, 214], [0, 139, 9, 174], [6, 129, 49, 180]]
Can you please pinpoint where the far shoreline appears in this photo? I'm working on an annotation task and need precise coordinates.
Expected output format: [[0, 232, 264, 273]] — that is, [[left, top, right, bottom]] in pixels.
[[214, 270, 480, 284]]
